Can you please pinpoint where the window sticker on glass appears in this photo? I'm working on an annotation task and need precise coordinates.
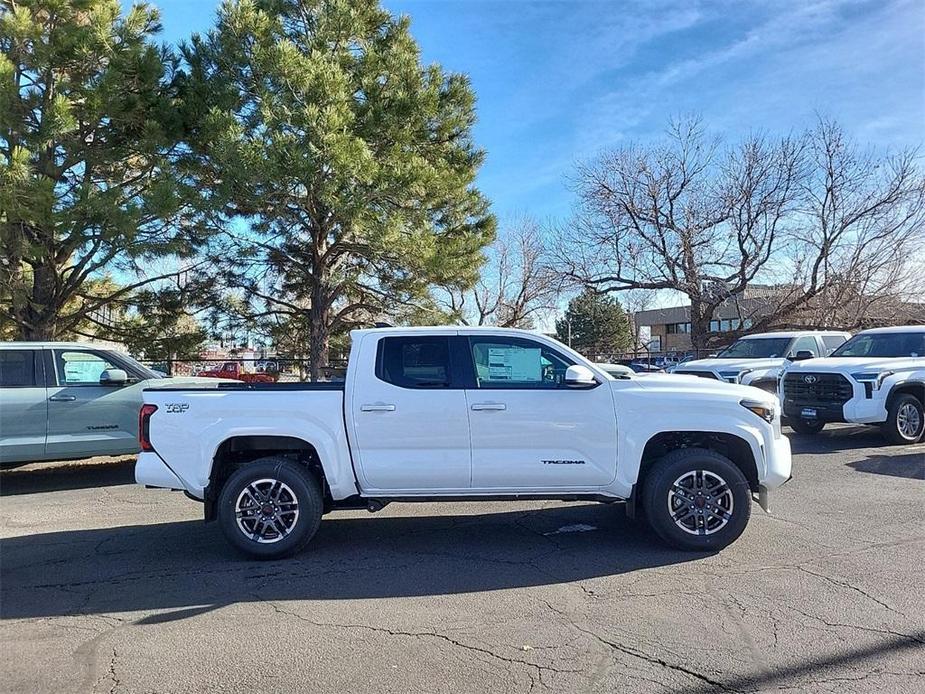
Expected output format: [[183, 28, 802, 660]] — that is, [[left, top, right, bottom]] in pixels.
[[487, 346, 542, 382]]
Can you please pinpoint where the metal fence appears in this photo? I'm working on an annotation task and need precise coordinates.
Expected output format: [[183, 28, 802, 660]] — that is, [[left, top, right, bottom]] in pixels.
[[141, 358, 348, 383]]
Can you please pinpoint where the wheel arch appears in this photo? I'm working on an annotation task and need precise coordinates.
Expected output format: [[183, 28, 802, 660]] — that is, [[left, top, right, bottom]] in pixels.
[[886, 380, 925, 407], [627, 430, 759, 518], [204, 435, 329, 521]]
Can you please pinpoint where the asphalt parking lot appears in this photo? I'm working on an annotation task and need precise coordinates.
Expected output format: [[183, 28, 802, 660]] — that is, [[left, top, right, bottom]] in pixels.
[[1, 425, 923, 694]]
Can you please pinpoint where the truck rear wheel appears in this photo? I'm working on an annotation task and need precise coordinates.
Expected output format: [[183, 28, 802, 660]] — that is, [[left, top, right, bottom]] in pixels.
[[642, 448, 751, 552], [789, 418, 825, 435], [882, 394, 924, 445], [217, 457, 323, 559]]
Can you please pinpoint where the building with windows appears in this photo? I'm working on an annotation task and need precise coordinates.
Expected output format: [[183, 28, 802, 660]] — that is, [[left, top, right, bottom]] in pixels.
[[634, 305, 755, 352], [633, 284, 925, 353]]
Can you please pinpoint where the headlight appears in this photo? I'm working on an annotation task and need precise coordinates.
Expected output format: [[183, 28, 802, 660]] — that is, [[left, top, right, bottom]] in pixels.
[[737, 368, 754, 384], [720, 370, 740, 383], [851, 371, 893, 390], [740, 398, 775, 423]]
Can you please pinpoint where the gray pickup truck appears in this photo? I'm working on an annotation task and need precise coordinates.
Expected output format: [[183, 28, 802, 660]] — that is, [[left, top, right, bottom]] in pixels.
[[0, 342, 230, 466]]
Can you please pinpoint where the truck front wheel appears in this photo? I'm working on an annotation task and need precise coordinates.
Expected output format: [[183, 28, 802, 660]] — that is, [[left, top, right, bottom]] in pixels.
[[217, 457, 323, 559], [882, 394, 925, 445], [642, 448, 752, 552]]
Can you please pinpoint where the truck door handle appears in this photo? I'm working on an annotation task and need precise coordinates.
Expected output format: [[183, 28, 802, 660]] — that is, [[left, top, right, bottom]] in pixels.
[[471, 402, 506, 411], [49, 395, 77, 402], [360, 403, 396, 412]]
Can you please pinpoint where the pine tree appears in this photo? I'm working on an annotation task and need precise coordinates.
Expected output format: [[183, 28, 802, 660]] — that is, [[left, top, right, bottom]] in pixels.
[[0, 0, 207, 339], [184, 0, 495, 379], [556, 290, 632, 358]]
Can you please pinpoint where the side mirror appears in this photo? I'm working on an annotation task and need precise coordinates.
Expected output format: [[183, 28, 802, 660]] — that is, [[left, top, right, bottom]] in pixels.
[[791, 350, 816, 361], [564, 365, 597, 388], [100, 368, 128, 385]]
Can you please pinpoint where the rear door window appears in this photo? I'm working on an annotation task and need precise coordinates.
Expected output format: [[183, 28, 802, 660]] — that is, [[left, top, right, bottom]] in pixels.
[[0, 350, 37, 387], [376, 337, 452, 388]]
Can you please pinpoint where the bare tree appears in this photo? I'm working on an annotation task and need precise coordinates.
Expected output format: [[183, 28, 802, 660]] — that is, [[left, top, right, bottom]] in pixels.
[[750, 119, 925, 332], [556, 117, 925, 347], [443, 217, 561, 328], [556, 117, 803, 348]]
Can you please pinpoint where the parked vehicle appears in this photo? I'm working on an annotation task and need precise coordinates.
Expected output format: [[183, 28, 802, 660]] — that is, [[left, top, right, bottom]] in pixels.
[[781, 326, 925, 443], [137, 326, 791, 559], [665, 354, 696, 373], [673, 331, 851, 393], [595, 363, 636, 379], [197, 361, 277, 383], [627, 361, 664, 373], [0, 342, 235, 466]]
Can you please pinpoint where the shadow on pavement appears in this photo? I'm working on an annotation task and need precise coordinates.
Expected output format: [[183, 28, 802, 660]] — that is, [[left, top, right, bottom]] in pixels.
[[1, 503, 699, 621], [0, 459, 135, 496], [847, 451, 925, 480], [786, 425, 888, 454]]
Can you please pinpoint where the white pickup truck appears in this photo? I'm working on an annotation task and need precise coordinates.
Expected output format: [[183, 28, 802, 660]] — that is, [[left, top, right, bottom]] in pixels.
[[137, 327, 792, 559], [673, 331, 851, 393], [781, 326, 925, 443]]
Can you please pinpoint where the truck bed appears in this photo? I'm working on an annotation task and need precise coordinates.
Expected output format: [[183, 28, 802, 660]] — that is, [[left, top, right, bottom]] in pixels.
[[140, 386, 354, 499]]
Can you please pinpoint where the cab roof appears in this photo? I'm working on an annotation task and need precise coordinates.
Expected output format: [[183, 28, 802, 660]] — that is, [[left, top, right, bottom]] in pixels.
[[855, 325, 925, 335], [351, 325, 544, 337]]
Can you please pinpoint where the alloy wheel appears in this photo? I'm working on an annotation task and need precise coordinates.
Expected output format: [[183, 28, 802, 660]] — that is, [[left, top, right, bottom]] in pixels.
[[667, 470, 735, 536], [896, 402, 922, 440], [235, 478, 300, 544]]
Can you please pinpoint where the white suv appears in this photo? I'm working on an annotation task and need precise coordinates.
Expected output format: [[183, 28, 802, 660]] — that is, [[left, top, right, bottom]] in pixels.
[[673, 331, 851, 393], [781, 326, 925, 443]]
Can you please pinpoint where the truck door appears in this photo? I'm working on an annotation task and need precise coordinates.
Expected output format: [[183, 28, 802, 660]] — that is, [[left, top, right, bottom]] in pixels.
[[348, 334, 472, 492], [45, 348, 140, 459], [463, 335, 618, 490], [0, 349, 47, 464]]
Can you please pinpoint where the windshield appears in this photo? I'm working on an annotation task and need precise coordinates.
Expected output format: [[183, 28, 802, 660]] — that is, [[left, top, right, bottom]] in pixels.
[[716, 337, 792, 359], [830, 332, 925, 358]]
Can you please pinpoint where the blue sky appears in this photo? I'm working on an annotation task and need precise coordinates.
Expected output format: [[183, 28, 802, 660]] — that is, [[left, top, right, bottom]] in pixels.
[[147, 0, 925, 221]]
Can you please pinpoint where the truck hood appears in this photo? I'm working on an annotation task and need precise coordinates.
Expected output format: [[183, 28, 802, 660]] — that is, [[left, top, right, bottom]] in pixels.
[[630, 372, 774, 403], [679, 357, 785, 374], [785, 357, 925, 373]]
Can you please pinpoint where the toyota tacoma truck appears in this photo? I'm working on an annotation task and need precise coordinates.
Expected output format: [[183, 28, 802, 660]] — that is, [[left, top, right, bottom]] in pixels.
[[781, 326, 925, 443], [673, 331, 850, 393], [136, 327, 792, 558]]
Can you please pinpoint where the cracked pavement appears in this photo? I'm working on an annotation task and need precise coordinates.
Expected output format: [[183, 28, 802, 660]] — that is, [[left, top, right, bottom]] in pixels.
[[1, 424, 923, 693]]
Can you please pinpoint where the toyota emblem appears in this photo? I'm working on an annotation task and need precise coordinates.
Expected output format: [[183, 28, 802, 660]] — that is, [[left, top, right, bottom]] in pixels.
[[803, 375, 818, 384]]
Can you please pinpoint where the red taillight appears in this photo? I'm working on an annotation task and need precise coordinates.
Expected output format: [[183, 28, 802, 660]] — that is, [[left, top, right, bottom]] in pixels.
[[139, 404, 158, 452]]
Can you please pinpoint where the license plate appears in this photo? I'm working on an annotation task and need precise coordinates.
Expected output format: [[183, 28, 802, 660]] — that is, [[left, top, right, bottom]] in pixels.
[[801, 408, 817, 419]]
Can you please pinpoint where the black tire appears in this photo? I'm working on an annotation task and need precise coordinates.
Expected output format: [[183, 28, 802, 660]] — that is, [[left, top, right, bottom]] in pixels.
[[789, 418, 826, 435], [217, 457, 323, 559], [881, 394, 925, 445], [642, 447, 752, 552]]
